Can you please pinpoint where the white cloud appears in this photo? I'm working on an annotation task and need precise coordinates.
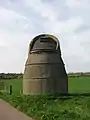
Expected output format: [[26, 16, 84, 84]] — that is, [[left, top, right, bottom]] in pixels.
[[45, 16, 83, 34], [0, 7, 34, 73], [66, 0, 90, 8], [0, 0, 90, 73]]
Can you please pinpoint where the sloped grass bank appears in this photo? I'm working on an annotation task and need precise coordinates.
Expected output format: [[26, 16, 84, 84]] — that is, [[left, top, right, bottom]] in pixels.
[[1, 93, 90, 120]]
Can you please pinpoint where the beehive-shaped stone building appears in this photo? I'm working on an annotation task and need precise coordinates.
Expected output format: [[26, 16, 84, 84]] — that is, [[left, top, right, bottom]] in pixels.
[[23, 34, 68, 95]]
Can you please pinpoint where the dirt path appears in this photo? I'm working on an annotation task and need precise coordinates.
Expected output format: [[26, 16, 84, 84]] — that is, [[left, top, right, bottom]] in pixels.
[[0, 99, 33, 120]]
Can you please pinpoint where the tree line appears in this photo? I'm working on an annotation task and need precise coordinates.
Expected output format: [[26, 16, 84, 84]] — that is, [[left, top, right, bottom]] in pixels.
[[68, 72, 90, 77], [0, 72, 90, 79], [0, 73, 23, 79]]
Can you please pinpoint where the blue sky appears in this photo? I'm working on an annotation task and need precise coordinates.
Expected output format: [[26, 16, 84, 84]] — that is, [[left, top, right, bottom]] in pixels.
[[0, 0, 90, 73]]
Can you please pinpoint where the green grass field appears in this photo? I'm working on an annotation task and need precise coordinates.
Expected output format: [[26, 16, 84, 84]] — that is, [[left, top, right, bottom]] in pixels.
[[1, 76, 90, 120], [4, 78, 22, 94], [68, 76, 90, 93], [2, 76, 90, 94]]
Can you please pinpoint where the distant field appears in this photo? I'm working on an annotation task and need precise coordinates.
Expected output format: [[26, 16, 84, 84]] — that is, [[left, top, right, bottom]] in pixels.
[[1, 76, 90, 94], [4, 78, 22, 94], [68, 76, 90, 93]]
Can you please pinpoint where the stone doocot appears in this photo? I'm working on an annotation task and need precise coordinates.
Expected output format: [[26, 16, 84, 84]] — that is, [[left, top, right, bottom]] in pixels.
[[23, 34, 68, 95]]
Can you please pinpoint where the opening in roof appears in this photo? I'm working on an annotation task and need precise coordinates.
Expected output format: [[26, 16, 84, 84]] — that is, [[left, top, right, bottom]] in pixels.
[[30, 37, 57, 53]]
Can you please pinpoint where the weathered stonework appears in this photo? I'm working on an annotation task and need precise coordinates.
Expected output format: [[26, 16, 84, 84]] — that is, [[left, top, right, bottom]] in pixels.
[[23, 34, 68, 95]]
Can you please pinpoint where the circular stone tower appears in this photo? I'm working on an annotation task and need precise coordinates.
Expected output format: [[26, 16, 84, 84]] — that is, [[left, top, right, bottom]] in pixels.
[[23, 34, 68, 95]]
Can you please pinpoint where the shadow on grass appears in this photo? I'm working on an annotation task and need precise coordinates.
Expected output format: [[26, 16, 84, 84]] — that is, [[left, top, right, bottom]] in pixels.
[[47, 92, 90, 100], [1, 91, 90, 101], [68, 92, 90, 96]]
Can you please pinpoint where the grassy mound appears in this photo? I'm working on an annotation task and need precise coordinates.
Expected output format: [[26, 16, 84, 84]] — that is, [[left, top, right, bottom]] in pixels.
[[1, 93, 90, 120]]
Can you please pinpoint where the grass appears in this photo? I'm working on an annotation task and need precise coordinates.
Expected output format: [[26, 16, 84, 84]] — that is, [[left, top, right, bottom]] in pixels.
[[1, 93, 90, 120], [2, 76, 90, 94], [0, 76, 90, 120], [3, 78, 22, 94], [68, 76, 90, 93]]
